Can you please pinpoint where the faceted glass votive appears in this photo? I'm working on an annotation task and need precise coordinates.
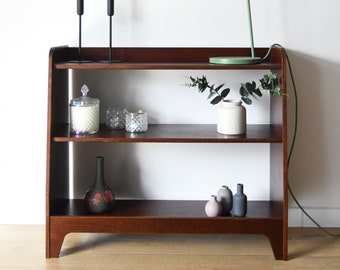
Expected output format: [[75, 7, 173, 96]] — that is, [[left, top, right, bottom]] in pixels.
[[125, 110, 148, 133], [106, 107, 127, 129]]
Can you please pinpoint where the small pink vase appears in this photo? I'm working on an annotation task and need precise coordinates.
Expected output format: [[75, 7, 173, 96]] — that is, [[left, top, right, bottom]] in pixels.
[[204, 195, 222, 217]]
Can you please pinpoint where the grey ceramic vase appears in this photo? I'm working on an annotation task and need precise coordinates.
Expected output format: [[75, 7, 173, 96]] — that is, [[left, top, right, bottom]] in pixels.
[[84, 156, 115, 214], [233, 183, 247, 217], [216, 185, 233, 215]]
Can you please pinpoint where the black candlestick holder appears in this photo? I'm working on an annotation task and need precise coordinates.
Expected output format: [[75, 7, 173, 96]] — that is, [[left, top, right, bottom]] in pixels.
[[69, 0, 91, 63], [100, 0, 121, 63]]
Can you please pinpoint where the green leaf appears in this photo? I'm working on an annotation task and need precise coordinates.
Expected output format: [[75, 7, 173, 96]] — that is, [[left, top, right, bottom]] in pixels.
[[247, 82, 257, 94], [207, 91, 216, 100], [240, 84, 249, 97], [260, 78, 270, 90], [241, 82, 254, 95], [253, 88, 262, 97], [260, 72, 281, 93], [198, 83, 207, 92], [241, 97, 252, 105], [197, 76, 208, 92], [210, 96, 223, 105], [267, 71, 277, 80], [214, 84, 225, 93], [275, 86, 282, 95], [220, 88, 230, 98]]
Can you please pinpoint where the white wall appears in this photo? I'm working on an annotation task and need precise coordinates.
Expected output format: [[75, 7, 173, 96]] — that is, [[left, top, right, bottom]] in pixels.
[[0, 0, 339, 227]]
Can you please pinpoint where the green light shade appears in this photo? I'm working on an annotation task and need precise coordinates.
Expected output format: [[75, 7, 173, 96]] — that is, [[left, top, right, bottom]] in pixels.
[[210, 0, 260, 65], [209, 56, 261, 65]]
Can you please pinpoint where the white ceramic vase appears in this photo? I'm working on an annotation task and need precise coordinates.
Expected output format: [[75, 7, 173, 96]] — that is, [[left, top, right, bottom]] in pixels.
[[217, 100, 246, 135]]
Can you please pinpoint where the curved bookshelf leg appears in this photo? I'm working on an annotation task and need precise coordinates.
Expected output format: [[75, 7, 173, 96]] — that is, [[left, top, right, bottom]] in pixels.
[[266, 232, 287, 260], [48, 229, 68, 258]]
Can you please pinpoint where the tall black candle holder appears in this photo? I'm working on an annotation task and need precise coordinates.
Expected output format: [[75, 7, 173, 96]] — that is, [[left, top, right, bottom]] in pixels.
[[69, 0, 91, 63], [100, 0, 121, 63]]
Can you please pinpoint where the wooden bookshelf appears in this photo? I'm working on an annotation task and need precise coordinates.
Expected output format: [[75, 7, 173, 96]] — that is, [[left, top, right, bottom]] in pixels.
[[46, 47, 287, 259]]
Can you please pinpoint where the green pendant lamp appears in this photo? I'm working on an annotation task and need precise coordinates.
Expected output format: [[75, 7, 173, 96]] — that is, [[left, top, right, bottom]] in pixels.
[[209, 0, 261, 65]]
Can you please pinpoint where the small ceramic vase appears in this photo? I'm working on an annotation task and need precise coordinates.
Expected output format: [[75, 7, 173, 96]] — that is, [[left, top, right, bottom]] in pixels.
[[217, 185, 233, 215], [233, 183, 247, 217], [205, 195, 222, 217], [84, 156, 115, 214]]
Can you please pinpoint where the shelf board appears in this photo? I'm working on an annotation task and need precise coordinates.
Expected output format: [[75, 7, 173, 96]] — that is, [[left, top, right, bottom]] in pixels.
[[50, 199, 283, 219], [53, 124, 282, 143], [51, 47, 283, 71], [54, 61, 281, 70]]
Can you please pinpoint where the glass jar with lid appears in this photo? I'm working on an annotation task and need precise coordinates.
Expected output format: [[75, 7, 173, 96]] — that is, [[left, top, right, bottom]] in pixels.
[[70, 84, 100, 134]]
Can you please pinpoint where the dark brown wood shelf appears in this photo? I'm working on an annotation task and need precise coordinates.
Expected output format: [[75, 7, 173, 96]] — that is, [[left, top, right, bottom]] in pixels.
[[55, 61, 281, 71], [51, 199, 283, 218], [53, 124, 282, 143], [46, 46, 287, 260], [51, 47, 283, 71]]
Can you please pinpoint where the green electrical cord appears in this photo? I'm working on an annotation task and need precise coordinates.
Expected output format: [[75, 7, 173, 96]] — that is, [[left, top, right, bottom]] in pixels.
[[263, 44, 340, 237]]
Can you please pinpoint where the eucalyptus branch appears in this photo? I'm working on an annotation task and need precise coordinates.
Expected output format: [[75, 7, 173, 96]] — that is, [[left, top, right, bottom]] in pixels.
[[185, 71, 282, 105], [185, 75, 230, 105]]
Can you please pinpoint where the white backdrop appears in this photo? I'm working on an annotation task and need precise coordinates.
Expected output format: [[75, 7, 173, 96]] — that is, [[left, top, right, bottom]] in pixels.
[[1, 0, 340, 226]]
